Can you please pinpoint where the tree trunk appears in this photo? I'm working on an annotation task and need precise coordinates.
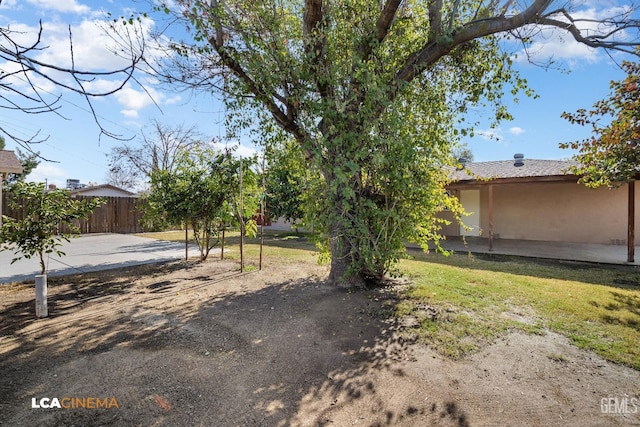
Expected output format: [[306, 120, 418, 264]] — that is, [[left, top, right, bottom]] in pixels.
[[326, 213, 367, 288], [38, 250, 46, 275]]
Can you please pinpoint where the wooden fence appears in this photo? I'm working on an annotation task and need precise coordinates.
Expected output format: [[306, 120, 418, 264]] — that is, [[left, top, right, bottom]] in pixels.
[[1, 194, 145, 234]]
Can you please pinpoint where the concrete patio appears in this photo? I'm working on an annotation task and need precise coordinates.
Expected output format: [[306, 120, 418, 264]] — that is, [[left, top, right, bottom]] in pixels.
[[427, 236, 640, 266]]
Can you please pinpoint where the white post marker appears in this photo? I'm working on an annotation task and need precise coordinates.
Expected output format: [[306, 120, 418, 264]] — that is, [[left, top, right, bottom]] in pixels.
[[35, 274, 48, 318]]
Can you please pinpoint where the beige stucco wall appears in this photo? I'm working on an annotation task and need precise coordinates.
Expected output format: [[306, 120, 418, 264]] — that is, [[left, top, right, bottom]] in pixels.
[[443, 181, 640, 245], [438, 208, 459, 237]]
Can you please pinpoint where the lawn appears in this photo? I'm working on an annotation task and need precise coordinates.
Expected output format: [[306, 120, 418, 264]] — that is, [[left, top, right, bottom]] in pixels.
[[139, 230, 640, 370], [400, 250, 640, 370]]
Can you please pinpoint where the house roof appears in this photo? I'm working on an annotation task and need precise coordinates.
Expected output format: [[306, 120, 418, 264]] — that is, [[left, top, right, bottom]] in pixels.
[[449, 159, 578, 184], [70, 184, 136, 196], [0, 150, 23, 175]]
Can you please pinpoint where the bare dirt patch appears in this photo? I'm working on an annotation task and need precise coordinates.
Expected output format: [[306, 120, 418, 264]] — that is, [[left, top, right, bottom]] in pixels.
[[1, 258, 639, 426]]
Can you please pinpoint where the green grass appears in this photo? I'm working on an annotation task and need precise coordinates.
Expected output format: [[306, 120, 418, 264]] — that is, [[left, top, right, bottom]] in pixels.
[[137, 230, 640, 370], [399, 252, 640, 369], [136, 229, 320, 264]]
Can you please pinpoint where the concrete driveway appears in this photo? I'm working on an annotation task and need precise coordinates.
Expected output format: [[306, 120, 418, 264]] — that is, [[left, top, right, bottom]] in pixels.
[[0, 233, 198, 284]]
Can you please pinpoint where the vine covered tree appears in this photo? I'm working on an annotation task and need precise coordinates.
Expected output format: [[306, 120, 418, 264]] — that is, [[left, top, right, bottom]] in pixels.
[[144, 0, 640, 286]]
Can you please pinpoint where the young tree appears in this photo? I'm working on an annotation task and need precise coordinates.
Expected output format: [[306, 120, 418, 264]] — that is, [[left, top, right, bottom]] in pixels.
[[560, 53, 640, 188], [148, 146, 258, 261], [560, 50, 640, 263], [146, 1, 640, 286], [0, 182, 105, 275]]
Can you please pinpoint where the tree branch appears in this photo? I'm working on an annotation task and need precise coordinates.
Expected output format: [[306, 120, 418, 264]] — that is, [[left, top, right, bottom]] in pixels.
[[376, 0, 403, 43], [394, 0, 554, 86], [0, 19, 146, 149]]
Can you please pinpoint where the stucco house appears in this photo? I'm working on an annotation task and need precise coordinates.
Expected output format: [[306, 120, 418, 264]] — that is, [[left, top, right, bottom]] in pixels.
[[440, 156, 638, 260]]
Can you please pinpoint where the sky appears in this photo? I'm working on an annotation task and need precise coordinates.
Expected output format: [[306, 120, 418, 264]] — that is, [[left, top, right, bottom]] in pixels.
[[0, 0, 637, 189]]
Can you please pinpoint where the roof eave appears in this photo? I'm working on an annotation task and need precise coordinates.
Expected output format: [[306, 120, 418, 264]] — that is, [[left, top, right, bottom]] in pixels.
[[447, 174, 579, 188]]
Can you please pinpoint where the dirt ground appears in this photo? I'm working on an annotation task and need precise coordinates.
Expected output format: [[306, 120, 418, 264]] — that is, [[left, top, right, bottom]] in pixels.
[[1, 257, 639, 427]]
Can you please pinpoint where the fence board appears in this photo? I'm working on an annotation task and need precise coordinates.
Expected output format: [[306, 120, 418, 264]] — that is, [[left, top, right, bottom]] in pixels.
[[1, 193, 144, 234]]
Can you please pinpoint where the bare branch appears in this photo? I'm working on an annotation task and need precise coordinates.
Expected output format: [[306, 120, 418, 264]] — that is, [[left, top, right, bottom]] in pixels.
[[0, 19, 146, 149], [538, 8, 640, 54]]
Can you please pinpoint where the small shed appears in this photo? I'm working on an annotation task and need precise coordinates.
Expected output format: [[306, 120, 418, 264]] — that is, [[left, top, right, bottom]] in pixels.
[[0, 150, 23, 226]]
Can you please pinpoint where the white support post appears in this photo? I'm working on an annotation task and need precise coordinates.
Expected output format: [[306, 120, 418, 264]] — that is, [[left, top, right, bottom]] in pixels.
[[35, 275, 48, 318]]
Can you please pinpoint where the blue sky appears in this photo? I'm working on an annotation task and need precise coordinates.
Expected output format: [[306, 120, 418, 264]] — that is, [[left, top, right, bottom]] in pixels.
[[0, 0, 636, 188]]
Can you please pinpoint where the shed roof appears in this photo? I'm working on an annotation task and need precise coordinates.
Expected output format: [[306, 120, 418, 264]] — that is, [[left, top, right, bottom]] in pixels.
[[449, 159, 577, 184], [0, 150, 23, 175], [70, 184, 136, 196]]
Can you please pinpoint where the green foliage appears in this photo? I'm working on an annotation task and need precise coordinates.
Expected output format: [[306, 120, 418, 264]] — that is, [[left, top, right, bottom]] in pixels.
[[0, 182, 105, 275], [265, 138, 320, 225], [147, 146, 259, 260], [561, 49, 640, 187], [138, 194, 174, 232], [0, 137, 40, 189], [452, 143, 474, 162]]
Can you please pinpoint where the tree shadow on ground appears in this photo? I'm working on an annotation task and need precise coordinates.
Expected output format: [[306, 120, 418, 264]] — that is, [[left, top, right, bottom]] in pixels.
[[0, 262, 469, 427]]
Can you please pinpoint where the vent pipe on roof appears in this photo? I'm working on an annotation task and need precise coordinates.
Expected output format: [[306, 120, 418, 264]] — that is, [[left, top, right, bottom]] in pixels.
[[514, 153, 524, 167], [457, 157, 467, 170]]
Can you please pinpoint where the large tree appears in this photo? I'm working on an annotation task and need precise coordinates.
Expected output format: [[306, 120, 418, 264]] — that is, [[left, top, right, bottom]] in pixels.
[[145, 1, 640, 286]]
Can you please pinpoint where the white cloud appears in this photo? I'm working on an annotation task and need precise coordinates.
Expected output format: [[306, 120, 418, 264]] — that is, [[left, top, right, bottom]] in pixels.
[[212, 142, 257, 158], [477, 128, 503, 141], [121, 109, 139, 118], [0, 0, 18, 9], [0, 8, 174, 119], [111, 85, 177, 117], [509, 126, 525, 136], [164, 95, 183, 105], [33, 20, 140, 72], [513, 6, 631, 67], [29, 163, 67, 187], [27, 0, 91, 14], [114, 87, 156, 110]]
